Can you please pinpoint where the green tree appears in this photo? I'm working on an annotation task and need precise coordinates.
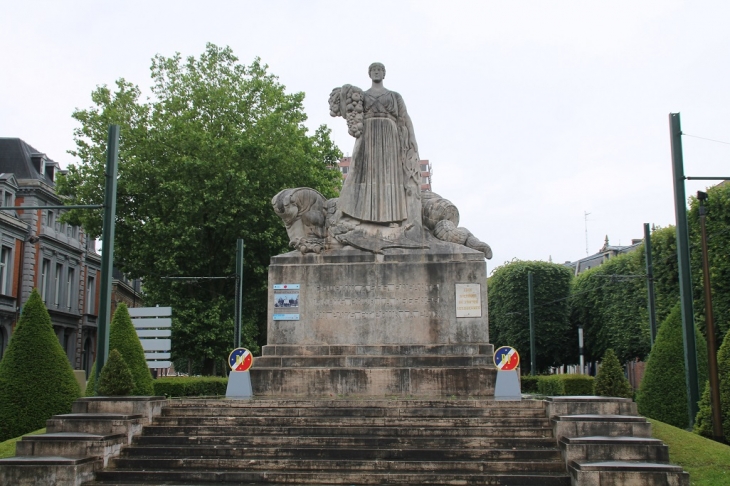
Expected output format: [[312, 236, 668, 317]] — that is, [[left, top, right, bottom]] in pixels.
[[693, 381, 714, 439], [58, 44, 342, 373], [697, 327, 730, 441], [0, 289, 81, 441], [98, 349, 135, 396], [570, 250, 651, 363], [488, 260, 574, 372], [593, 348, 633, 398], [637, 303, 709, 428]]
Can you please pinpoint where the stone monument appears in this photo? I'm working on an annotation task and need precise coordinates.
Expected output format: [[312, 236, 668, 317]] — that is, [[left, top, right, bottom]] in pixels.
[[251, 63, 497, 397]]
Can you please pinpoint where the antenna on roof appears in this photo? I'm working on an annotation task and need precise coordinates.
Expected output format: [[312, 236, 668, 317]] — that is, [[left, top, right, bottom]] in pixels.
[[584, 211, 591, 256]]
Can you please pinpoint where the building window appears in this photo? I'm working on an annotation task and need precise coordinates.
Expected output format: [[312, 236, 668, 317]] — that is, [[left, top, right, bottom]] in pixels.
[[87, 276, 96, 315], [66, 268, 75, 310], [341, 166, 349, 174], [41, 259, 50, 300], [0, 247, 11, 295], [421, 176, 429, 184], [47, 211, 55, 228], [54, 263, 62, 307], [420, 163, 429, 172], [3, 191, 12, 207]]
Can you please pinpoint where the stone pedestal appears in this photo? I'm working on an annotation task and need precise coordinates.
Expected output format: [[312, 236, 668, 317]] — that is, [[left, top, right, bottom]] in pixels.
[[251, 243, 497, 397]]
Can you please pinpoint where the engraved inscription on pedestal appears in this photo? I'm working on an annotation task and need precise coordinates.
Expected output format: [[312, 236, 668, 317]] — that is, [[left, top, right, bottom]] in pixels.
[[455, 283, 482, 318], [311, 283, 441, 322]]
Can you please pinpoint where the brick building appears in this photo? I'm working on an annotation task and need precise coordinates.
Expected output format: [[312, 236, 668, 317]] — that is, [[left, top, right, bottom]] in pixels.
[[0, 138, 141, 377]]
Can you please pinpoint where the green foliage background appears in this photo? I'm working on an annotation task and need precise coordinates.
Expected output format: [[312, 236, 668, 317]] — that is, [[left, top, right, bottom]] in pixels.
[[57, 44, 342, 372], [637, 304, 709, 428], [0, 290, 81, 442], [488, 260, 574, 372]]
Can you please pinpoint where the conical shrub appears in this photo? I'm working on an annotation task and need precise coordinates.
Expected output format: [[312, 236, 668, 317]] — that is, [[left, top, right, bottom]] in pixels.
[[98, 349, 135, 396], [693, 334, 730, 443], [637, 303, 708, 428], [0, 289, 81, 441], [594, 348, 633, 398], [87, 304, 154, 396]]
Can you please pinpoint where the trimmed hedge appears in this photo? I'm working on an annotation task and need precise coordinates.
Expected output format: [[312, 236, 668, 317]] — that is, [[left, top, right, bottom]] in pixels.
[[153, 377, 228, 397], [536, 375, 594, 396], [697, 326, 730, 441], [637, 303, 709, 428], [594, 349, 633, 398], [520, 375, 539, 394], [0, 289, 81, 442]]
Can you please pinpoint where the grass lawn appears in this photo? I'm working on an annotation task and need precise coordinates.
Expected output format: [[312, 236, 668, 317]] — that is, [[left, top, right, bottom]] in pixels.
[[0, 428, 46, 459], [649, 418, 730, 485]]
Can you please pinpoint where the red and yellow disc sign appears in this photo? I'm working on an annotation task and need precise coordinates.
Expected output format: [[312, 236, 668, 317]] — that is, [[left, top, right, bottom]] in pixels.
[[494, 346, 520, 371], [228, 348, 253, 372]]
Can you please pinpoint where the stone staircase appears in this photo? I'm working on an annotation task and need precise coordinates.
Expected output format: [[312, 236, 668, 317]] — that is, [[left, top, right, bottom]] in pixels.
[[87, 397, 572, 485]]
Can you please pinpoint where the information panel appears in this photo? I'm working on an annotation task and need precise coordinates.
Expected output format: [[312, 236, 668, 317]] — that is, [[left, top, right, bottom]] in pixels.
[[273, 283, 300, 321]]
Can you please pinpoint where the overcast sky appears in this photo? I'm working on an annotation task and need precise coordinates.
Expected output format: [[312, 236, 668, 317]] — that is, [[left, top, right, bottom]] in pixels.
[[2, 1, 729, 271]]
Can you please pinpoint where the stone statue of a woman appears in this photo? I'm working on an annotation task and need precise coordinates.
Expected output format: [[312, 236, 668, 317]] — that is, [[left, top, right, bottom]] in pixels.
[[329, 63, 423, 242]]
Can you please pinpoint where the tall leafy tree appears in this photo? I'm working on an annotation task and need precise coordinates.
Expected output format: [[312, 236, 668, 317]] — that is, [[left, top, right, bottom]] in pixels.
[[488, 260, 574, 372], [570, 250, 650, 363], [58, 44, 342, 374]]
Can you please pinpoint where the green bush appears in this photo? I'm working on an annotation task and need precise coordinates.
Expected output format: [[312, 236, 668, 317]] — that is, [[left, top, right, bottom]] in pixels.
[[0, 289, 81, 442], [693, 381, 714, 439], [153, 376, 228, 397], [536, 374, 594, 396], [594, 349, 633, 398], [85, 362, 97, 397], [98, 349, 135, 396], [694, 328, 730, 442], [637, 303, 709, 428], [87, 304, 154, 396], [520, 375, 539, 393]]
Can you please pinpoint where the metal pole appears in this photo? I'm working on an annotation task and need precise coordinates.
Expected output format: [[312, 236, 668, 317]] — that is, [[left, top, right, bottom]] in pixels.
[[578, 327, 584, 375], [528, 271, 536, 376], [234, 238, 244, 348], [644, 223, 658, 346], [94, 125, 120, 391], [698, 192, 724, 441], [669, 112, 700, 427]]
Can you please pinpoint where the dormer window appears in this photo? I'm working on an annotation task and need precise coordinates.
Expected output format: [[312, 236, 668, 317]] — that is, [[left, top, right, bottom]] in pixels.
[[45, 162, 55, 182], [3, 191, 12, 207]]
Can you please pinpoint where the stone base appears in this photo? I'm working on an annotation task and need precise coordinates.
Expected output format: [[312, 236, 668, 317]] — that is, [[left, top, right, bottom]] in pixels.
[[258, 245, 495, 397]]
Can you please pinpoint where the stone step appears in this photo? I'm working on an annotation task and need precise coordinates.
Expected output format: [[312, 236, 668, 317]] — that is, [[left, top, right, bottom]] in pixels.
[[45, 413, 146, 442], [140, 425, 554, 438], [162, 406, 547, 418], [91, 469, 571, 485], [552, 414, 652, 440], [261, 343, 494, 357], [253, 355, 494, 368], [560, 436, 669, 464], [14, 432, 127, 466], [0, 455, 102, 486], [71, 397, 166, 424], [108, 457, 569, 474], [150, 416, 552, 428], [568, 460, 689, 485], [119, 445, 563, 461], [132, 434, 560, 450], [165, 398, 546, 409], [545, 396, 638, 417]]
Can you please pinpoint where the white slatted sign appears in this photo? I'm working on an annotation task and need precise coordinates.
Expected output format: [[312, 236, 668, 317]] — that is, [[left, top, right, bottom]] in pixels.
[[130, 307, 172, 369]]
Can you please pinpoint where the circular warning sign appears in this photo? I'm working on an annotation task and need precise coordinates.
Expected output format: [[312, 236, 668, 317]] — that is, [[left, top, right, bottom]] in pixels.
[[494, 346, 520, 371], [228, 348, 254, 372]]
